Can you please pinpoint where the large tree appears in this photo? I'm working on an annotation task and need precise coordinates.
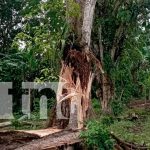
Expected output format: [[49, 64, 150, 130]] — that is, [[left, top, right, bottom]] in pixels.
[[49, 0, 100, 129], [93, 0, 150, 113], [50, 0, 150, 129]]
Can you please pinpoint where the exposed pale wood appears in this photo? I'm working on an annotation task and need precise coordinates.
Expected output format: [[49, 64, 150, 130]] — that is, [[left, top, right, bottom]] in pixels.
[[19, 128, 62, 137], [56, 64, 89, 129], [68, 77, 83, 129]]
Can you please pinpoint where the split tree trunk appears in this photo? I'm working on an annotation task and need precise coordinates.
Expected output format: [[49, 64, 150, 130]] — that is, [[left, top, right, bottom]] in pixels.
[[50, 0, 97, 129], [55, 60, 94, 129]]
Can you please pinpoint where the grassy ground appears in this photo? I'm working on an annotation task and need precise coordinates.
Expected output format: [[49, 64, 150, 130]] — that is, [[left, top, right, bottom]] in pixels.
[[91, 99, 150, 147], [0, 111, 47, 131], [108, 107, 150, 147]]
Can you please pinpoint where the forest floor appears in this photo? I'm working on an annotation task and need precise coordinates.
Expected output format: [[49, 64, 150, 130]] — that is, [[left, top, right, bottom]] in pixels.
[[0, 100, 150, 149], [108, 100, 150, 148]]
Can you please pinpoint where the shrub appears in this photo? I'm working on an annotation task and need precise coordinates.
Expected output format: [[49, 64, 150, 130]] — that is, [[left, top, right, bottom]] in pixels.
[[111, 100, 123, 116], [101, 116, 114, 126], [80, 120, 114, 150]]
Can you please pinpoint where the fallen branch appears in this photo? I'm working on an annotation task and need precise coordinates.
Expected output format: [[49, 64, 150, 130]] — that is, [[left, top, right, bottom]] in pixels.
[[15, 129, 81, 150]]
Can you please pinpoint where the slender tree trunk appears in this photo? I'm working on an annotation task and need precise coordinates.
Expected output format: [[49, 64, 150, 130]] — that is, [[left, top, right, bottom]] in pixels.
[[96, 21, 113, 113], [101, 74, 113, 113], [81, 0, 97, 46]]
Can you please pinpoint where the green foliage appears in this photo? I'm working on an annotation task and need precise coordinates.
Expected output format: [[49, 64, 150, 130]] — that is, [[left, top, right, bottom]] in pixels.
[[11, 119, 22, 128], [35, 68, 58, 82], [0, 50, 39, 83], [11, 0, 68, 83], [80, 121, 114, 150], [95, 0, 150, 105], [11, 115, 46, 130], [67, 0, 80, 17], [92, 98, 101, 115], [0, 0, 67, 110], [111, 100, 123, 116], [0, 0, 23, 52], [101, 116, 114, 126], [1, 0, 150, 139]]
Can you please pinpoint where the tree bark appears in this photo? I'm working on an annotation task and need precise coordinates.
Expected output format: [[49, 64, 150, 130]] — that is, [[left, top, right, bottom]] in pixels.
[[81, 0, 97, 46], [111, 22, 124, 61], [101, 74, 113, 113]]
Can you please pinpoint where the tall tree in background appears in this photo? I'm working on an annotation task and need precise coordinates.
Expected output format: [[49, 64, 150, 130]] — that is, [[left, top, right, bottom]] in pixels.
[[0, 0, 23, 53], [93, 0, 150, 113]]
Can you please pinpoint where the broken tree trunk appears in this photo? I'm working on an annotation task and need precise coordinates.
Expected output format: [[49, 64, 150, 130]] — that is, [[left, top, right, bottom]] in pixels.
[[50, 0, 97, 129], [51, 50, 94, 129]]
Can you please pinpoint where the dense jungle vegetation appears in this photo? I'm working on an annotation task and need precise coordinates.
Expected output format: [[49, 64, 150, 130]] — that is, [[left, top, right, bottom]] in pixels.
[[0, 0, 150, 149]]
